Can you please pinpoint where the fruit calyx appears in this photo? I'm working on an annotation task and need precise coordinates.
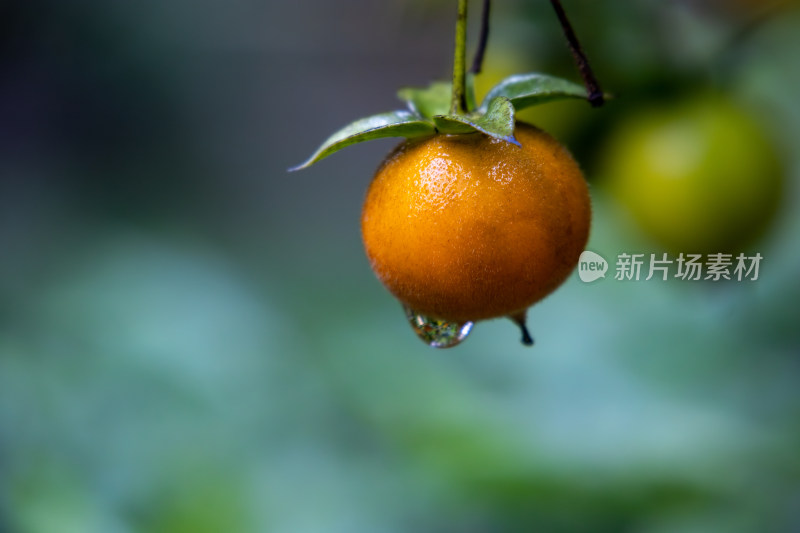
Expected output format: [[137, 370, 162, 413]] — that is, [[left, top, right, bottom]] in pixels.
[[290, 73, 594, 171]]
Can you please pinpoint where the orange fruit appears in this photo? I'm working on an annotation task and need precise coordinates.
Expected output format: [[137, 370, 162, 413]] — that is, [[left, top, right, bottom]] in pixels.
[[361, 122, 591, 324]]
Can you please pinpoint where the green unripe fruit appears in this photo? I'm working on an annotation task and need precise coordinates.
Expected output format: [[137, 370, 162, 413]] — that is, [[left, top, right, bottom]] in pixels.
[[601, 95, 783, 253]]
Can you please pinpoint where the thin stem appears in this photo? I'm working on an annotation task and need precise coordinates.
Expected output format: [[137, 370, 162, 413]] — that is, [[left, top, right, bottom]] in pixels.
[[510, 312, 534, 347], [549, 0, 604, 107], [470, 0, 491, 74], [450, 0, 468, 115]]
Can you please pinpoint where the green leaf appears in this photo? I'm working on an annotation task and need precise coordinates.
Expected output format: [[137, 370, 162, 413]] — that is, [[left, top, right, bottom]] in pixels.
[[290, 111, 435, 170], [433, 96, 519, 145], [480, 73, 589, 112], [397, 77, 479, 118], [397, 82, 452, 120], [431, 117, 475, 135]]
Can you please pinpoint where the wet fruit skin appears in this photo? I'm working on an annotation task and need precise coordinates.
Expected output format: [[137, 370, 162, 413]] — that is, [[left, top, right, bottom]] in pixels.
[[361, 122, 591, 323]]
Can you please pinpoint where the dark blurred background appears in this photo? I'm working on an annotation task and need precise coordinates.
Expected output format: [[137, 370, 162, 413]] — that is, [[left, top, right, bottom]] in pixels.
[[1, 0, 799, 531]]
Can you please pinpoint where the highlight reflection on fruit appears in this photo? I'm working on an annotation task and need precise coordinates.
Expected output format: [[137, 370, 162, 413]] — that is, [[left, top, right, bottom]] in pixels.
[[292, 0, 602, 347]]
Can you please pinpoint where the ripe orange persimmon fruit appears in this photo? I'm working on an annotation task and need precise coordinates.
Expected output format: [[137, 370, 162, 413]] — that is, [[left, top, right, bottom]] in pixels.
[[361, 122, 591, 325]]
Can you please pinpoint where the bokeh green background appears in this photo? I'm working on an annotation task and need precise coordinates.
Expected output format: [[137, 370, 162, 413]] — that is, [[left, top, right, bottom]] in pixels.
[[1, 0, 799, 531]]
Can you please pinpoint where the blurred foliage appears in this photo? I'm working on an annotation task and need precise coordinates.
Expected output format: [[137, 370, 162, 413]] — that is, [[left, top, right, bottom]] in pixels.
[[1, 0, 799, 532]]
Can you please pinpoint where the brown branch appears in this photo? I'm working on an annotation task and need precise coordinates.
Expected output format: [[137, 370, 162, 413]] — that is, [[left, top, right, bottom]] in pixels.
[[549, 0, 604, 107], [470, 0, 492, 74]]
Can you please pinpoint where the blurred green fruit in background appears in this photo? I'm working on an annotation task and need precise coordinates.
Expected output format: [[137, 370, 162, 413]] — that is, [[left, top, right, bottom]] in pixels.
[[599, 94, 784, 253]]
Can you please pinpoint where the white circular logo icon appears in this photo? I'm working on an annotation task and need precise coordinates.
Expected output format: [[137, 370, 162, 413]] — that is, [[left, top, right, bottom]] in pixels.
[[578, 251, 608, 283]]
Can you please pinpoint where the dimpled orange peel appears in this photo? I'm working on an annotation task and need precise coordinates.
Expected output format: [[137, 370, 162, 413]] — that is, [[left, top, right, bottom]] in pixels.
[[291, 0, 603, 347], [362, 123, 590, 341]]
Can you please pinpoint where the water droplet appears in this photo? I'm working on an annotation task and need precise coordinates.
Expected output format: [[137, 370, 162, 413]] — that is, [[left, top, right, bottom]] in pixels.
[[404, 306, 473, 348]]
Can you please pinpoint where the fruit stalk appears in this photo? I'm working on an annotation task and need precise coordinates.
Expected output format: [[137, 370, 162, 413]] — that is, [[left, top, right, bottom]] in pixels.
[[450, 0, 469, 115]]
